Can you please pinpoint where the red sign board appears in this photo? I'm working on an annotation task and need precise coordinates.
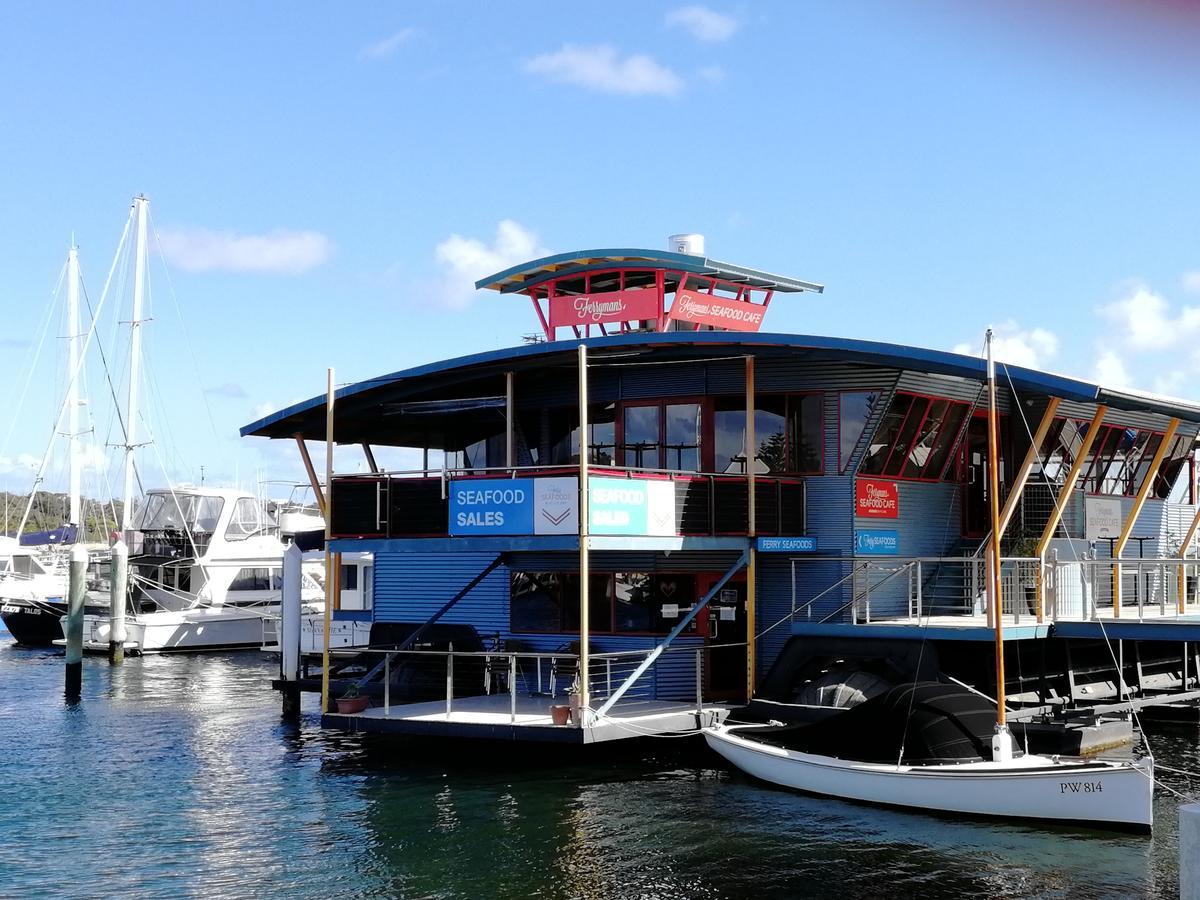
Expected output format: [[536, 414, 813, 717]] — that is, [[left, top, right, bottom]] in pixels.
[[667, 288, 766, 332], [856, 480, 899, 518], [549, 289, 660, 329]]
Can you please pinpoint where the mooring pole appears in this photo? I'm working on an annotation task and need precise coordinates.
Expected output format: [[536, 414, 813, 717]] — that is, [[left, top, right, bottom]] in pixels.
[[281, 542, 302, 719], [108, 539, 128, 665], [1182, 803, 1200, 900], [64, 543, 88, 698]]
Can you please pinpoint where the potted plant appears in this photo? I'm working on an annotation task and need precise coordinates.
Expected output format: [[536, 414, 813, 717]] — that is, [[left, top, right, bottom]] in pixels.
[[566, 675, 583, 726], [1011, 532, 1041, 614], [336, 683, 369, 714]]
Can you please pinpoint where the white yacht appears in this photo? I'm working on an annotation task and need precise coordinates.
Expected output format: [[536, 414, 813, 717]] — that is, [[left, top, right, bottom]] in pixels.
[[73, 487, 325, 653]]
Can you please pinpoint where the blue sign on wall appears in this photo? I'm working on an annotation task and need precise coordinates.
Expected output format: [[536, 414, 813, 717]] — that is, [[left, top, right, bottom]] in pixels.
[[855, 529, 899, 556], [756, 536, 817, 553], [449, 479, 534, 535]]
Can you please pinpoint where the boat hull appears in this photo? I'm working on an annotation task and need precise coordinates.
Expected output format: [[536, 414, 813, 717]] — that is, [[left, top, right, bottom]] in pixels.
[[77, 608, 274, 654], [705, 725, 1153, 830], [2, 598, 107, 646]]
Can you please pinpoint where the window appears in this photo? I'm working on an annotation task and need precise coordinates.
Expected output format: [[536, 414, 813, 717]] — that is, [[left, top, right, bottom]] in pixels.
[[225, 498, 267, 541], [714, 395, 819, 474], [622, 404, 661, 468], [1157, 435, 1195, 500], [362, 565, 374, 610], [664, 403, 701, 471], [510, 571, 695, 635], [229, 567, 274, 591], [839, 392, 880, 472], [859, 392, 969, 481], [550, 404, 616, 466], [339, 564, 358, 591], [1079, 425, 1187, 497]]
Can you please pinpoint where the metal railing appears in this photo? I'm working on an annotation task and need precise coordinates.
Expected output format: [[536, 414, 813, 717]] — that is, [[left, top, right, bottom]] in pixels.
[[328, 464, 805, 539], [327, 642, 734, 725]]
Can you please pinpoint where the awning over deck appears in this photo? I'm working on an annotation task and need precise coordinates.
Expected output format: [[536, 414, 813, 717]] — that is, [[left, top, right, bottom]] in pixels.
[[239, 331, 1200, 446]]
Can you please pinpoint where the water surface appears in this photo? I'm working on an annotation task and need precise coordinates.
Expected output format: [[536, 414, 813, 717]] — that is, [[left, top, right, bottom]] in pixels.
[[1, 630, 1196, 899]]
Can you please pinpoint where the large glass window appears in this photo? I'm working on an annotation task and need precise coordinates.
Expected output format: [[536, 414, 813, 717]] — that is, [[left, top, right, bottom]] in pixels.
[[664, 403, 702, 471], [622, 405, 662, 468], [1157, 435, 1195, 500], [714, 397, 785, 474], [510, 571, 695, 635], [787, 394, 823, 473], [1079, 424, 1185, 497], [860, 392, 970, 481], [839, 391, 880, 472], [549, 404, 617, 466], [225, 497, 268, 541]]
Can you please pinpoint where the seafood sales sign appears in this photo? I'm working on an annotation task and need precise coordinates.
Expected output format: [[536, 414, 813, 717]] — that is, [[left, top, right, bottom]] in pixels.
[[856, 480, 898, 519]]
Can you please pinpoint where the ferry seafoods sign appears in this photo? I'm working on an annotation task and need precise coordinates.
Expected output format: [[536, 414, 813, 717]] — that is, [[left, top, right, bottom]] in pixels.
[[449, 477, 577, 535]]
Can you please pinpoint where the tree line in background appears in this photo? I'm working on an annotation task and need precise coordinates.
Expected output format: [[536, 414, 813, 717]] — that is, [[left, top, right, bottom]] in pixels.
[[1, 492, 124, 541]]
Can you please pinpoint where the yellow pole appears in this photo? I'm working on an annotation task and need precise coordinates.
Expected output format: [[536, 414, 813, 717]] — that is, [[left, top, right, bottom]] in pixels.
[[1112, 417, 1180, 618], [745, 355, 757, 697], [985, 332, 1007, 730], [577, 345, 590, 719], [1035, 406, 1107, 620], [988, 397, 1060, 624], [1177, 503, 1200, 614], [320, 368, 335, 715]]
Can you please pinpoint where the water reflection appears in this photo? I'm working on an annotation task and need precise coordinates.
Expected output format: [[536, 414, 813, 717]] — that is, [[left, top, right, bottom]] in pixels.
[[0, 634, 1196, 899]]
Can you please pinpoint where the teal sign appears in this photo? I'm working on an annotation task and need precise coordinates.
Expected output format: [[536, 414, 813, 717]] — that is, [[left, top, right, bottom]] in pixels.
[[588, 476, 676, 536], [855, 529, 899, 556]]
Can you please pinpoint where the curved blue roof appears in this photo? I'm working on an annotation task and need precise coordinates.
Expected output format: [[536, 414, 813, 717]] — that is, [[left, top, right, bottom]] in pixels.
[[238, 331, 1200, 441], [474, 248, 824, 295]]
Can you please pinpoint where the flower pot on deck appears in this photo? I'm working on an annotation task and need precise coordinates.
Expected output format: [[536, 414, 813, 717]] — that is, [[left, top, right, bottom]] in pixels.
[[336, 695, 369, 714], [550, 704, 571, 726]]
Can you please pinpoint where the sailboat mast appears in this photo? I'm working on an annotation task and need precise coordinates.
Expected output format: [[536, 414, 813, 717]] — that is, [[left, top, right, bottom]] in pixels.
[[66, 244, 82, 526], [986, 329, 1007, 727], [121, 197, 149, 532]]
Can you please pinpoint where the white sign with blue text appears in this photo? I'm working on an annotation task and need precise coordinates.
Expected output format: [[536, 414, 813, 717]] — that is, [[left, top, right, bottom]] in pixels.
[[588, 476, 676, 536], [448, 477, 577, 536], [855, 529, 899, 556]]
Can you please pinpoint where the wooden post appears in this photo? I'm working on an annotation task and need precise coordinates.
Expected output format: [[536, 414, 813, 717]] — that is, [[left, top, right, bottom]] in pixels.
[[577, 345, 590, 721], [1112, 418, 1180, 617], [745, 355, 757, 698], [64, 544, 88, 699], [108, 539, 128, 665], [295, 435, 327, 518], [1177, 502, 1200, 613], [989, 397, 1060, 623], [1035, 406, 1107, 620], [320, 369, 335, 715]]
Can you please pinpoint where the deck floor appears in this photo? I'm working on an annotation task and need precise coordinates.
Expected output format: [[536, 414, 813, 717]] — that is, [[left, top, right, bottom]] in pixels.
[[324, 692, 731, 743]]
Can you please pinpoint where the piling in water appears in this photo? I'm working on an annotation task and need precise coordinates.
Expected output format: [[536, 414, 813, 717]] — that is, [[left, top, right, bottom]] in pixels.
[[64, 544, 88, 698], [1183, 803, 1200, 900], [108, 540, 128, 665], [280, 543, 302, 719]]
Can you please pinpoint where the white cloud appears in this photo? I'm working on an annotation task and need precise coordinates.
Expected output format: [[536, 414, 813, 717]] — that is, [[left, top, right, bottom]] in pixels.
[[252, 402, 278, 421], [158, 227, 333, 275], [665, 6, 740, 42], [1097, 282, 1200, 350], [1094, 348, 1132, 388], [0, 452, 42, 478], [432, 220, 548, 310], [952, 321, 1059, 369], [360, 27, 418, 60], [523, 44, 684, 97]]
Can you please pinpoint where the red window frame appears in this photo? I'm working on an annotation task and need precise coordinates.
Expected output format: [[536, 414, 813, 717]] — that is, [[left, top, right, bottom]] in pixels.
[[858, 390, 971, 483]]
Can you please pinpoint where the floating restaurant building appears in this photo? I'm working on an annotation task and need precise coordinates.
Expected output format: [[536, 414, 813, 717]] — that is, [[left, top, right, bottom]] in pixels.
[[243, 238, 1200, 742]]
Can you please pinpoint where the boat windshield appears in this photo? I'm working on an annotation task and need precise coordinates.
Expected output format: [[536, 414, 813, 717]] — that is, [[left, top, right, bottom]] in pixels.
[[135, 493, 225, 533]]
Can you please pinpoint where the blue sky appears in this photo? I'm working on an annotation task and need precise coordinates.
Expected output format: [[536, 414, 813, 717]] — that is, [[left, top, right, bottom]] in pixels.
[[1, 1, 1198, 499]]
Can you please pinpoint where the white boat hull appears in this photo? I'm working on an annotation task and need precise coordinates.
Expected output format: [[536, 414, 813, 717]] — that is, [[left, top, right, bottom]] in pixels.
[[705, 725, 1154, 830], [77, 608, 273, 653]]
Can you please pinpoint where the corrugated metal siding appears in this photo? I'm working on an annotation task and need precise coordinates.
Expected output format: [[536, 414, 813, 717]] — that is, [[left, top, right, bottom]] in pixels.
[[373, 552, 509, 638], [1054, 400, 1196, 434], [896, 371, 989, 407]]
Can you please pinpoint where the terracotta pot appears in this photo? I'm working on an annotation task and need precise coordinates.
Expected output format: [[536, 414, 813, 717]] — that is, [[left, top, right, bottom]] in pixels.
[[336, 695, 369, 714], [550, 704, 571, 726]]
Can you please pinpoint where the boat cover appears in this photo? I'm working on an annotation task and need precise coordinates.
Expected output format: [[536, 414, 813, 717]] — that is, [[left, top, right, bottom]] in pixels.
[[19, 524, 78, 547], [740, 682, 998, 764]]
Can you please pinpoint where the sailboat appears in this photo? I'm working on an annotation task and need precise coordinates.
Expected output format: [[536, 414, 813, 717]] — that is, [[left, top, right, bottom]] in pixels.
[[704, 330, 1154, 831], [0, 244, 112, 645]]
